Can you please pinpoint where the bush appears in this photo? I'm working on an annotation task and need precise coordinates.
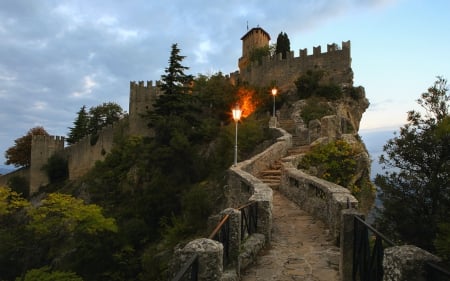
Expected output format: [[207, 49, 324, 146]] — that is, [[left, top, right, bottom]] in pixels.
[[298, 140, 361, 194], [42, 154, 68, 184], [7, 175, 29, 198], [300, 97, 333, 126]]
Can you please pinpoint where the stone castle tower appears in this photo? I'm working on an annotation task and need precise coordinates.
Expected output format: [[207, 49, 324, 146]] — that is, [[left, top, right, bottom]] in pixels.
[[30, 135, 65, 194], [128, 80, 162, 136], [238, 26, 271, 71]]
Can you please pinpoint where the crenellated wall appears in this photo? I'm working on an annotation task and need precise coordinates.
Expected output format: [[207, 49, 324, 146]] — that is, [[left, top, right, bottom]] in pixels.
[[240, 41, 353, 89]]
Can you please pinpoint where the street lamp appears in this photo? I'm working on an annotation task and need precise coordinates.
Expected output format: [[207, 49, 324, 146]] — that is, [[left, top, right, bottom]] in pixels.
[[271, 88, 277, 118], [232, 104, 242, 166]]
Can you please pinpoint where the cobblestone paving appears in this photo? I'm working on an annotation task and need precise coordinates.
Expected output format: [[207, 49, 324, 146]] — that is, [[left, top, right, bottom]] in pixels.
[[240, 190, 340, 281]]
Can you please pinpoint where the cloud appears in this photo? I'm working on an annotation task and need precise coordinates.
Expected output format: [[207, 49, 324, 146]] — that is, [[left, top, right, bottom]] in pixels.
[[71, 75, 98, 98]]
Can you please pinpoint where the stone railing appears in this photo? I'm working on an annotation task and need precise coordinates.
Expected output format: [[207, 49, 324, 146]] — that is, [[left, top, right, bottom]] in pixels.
[[170, 128, 292, 281], [279, 166, 358, 244]]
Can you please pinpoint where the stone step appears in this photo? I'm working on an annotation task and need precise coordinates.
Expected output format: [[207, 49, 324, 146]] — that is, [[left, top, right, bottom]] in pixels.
[[288, 145, 311, 155], [261, 176, 281, 181], [259, 169, 281, 176]]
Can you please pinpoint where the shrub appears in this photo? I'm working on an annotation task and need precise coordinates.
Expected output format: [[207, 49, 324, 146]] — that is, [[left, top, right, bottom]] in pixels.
[[298, 140, 361, 194], [300, 97, 333, 126]]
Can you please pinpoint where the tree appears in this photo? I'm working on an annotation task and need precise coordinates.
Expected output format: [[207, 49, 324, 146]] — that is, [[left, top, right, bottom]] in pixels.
[[66, 102, 124, 145], [375, 76, 450, 251], [88, 102, 124, 135], [5, 126, 49, 167], [67, 105, 89, 144], [275, 32, 290, 59], [160, 43, 193, 96]]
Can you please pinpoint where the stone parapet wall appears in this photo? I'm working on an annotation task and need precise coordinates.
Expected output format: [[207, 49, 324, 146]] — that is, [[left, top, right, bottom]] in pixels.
[[0, 167, 29, 188], [280, 166, 358, 243], [239, 128, 292, 176]]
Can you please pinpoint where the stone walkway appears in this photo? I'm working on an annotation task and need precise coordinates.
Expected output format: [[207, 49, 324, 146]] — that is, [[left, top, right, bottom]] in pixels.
[[240, 190, 340, 281]]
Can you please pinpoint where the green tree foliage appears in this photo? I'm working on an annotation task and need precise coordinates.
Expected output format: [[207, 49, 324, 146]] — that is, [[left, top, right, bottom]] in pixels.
[[193, 72, 237, 123], [298, 140, 363, 195], [7, 175, 29, 198], [275, 31, 291, 59], [18, 267, 83, 281], [300, 96, 333, 126], [42, 153, 69, 184], [67, 106, 89, 144], [0, 186, 117, 280], [249, 45, 270, 64], [66, 102, 124, 145], [4, 126, 49, 167], [375, 76, 450, 252]]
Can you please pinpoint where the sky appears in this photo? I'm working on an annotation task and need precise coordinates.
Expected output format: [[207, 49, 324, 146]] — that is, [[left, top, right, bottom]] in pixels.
[[1, 0, 449, 169]]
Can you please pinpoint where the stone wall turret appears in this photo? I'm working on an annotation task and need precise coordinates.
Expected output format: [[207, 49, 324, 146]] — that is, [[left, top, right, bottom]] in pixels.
[[129, 80, 162, 136], [30, 135, 65, 194]]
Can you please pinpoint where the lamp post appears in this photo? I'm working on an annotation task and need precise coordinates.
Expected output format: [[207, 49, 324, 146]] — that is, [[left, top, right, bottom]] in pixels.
[[271, 88, 277, 117], [232, 104, 242, 166], [271, 88, 277, 127]]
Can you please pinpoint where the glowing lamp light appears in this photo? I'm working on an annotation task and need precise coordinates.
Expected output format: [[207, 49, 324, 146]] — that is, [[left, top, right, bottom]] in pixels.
[[232, 105, 242, 122], [271, 88, 278, 96]]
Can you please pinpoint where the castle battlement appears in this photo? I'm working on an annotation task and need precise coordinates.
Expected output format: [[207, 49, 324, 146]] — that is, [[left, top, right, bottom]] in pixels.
[[240, 40, 353, 88], [32, 134, 65, 143], [130, 80, 162, 89], [250, 41, 350, 68]]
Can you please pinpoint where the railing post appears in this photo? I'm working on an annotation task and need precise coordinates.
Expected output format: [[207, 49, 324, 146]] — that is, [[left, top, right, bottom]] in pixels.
[[340, 209, 363, 281], [176, 238, 223, 281], [221, 208, 241, 276], [250, 185, 273, 243]]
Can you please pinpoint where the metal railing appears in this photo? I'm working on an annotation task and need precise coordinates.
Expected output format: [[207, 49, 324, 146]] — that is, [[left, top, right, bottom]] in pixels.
[[352, 216, 450, 281], [238, 201, 258, 240], [425, 260, 450, 281], [353, 216, 394, 281], [171, 253, 199, 281], [171, 200, 260, 281], [208, 214, 231, 265]]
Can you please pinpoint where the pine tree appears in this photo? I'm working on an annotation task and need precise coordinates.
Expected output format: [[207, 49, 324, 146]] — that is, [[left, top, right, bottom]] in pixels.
[[67, 105, 89, 144], [153, 43, 195, 117], [275, 32, 291, 59]]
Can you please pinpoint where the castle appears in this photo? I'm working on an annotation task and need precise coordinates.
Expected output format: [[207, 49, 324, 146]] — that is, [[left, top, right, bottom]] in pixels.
[[0, 26, 354, 195]]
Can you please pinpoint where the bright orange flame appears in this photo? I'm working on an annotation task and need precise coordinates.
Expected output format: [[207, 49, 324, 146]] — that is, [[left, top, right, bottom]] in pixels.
[[236, 87, 257, 118]]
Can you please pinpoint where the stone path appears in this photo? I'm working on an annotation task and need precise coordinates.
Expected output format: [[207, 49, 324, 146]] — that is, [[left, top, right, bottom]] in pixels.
[[240, 190, 340, 281]]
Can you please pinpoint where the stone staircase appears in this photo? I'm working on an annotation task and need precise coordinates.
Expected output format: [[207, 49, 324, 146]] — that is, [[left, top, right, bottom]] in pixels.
[[257, 145, 311, 189], [258, 160, 282, 189]]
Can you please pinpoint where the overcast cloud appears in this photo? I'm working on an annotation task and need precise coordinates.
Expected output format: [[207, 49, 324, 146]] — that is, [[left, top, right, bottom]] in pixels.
[[0, 0, 404, 168]]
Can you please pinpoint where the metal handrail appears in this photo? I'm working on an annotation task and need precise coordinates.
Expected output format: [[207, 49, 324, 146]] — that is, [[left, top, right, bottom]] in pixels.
[[353, 216, 395, 281], [171, 199, 260, 280], [353, 216, 395, 246], [425, 260, 450, 281], [171, 254, 199, 281]]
